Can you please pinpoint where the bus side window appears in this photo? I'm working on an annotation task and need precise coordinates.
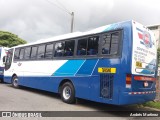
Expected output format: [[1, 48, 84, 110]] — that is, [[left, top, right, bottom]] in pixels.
[[102, 34, 111, 55], [19, 48, 24, 60], [87, 36, 99, 55], [31, 46, 38, 59], [54, 42, 65, 57], [77, 38, 87, 56], [110, 32, 119, 54], [45, 43, 53, 59], [14, 49, 20, 60], [37, 44, 46, 59], [24, 47, 31, 60], [64, 40, 75, 56]]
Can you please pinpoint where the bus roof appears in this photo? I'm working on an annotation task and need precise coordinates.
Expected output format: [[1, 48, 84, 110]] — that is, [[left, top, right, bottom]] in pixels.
[[12, 20, 147, 48]]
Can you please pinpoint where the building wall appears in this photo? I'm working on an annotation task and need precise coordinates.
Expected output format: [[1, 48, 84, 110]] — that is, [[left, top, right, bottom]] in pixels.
[[148, 25, 160, 101], [148, 25, 160, 48]]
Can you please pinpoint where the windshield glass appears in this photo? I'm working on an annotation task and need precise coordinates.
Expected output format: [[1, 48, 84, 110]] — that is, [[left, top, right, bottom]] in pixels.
[[5, 49, 13, 70]]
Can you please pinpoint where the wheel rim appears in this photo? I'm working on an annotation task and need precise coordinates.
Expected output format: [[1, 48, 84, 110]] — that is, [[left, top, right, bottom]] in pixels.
[[13, 78, 18, 87], [63, 86, 71, 100]]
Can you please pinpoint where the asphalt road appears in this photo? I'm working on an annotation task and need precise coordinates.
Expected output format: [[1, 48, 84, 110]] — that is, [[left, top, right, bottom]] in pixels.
[[0, 83, 159, 120]]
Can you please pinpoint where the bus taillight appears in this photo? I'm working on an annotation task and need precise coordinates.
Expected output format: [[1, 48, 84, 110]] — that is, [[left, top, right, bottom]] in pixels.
[[134, 76, 156, 81], [126, 74, 132, 88]]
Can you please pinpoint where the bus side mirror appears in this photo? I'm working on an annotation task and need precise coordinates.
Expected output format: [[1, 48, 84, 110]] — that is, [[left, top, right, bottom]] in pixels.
[[3, 56, 6, 63]]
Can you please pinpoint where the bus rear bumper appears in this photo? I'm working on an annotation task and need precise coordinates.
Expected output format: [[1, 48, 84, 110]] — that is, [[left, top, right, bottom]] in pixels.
[[118, 91, 156, 105]]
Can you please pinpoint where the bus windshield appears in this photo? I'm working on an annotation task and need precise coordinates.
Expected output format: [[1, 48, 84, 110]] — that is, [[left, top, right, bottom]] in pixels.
[[5, 49, 13, 70]]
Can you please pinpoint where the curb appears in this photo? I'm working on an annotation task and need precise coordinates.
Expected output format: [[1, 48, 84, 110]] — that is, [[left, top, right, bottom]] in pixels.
[[143, 106, 160, 111]]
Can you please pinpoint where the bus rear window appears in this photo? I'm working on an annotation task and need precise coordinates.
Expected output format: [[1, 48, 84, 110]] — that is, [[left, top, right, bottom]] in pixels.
[[110, 33, 119, 54], [102, 32, 120, 55]]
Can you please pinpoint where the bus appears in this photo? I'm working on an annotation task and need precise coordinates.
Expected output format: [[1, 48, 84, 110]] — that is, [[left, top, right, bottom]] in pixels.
[[0, 47, 8, 83], [3, 20, 157, 105]]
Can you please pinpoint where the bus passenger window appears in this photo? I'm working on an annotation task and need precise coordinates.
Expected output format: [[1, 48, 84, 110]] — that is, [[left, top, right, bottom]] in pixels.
[[102, 34, 111, 55], [31, 46, 38, 59], [64, 40, 75, 56], [77, 39, 87, 56], [37, 44, 45, 59], [14, 49, 20, 60], [54, 42, 65, 57], [87, 36, 99, 55], [110, 33, 119, 54], [45, 44, 53, 59], [24, 47, 31, 60], [19, 48, 24, 60]]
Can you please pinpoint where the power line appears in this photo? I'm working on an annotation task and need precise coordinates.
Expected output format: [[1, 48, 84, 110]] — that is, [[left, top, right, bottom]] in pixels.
[[55, 0, 71, 14], [44, 0, 74, 32], [45, 0, 71, 15]]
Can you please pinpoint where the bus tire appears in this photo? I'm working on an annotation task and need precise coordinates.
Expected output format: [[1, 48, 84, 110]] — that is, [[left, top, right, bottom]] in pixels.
[[12, 76, 19, 88], [60, 82, 76, 104]]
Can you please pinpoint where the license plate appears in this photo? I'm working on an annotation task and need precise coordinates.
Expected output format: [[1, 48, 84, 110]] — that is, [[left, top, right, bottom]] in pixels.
[[98, 67, 116, 73]]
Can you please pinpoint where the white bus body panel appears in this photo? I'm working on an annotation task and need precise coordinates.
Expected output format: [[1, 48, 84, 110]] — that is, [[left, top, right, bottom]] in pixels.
[[132, 21, 157, 76]]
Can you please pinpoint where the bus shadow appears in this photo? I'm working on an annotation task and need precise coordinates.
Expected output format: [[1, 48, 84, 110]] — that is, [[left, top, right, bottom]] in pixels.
[[6, 84, 60, 100]]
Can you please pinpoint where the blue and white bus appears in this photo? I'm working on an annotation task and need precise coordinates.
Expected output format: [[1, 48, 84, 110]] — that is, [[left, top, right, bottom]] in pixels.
[[4, 20, 157, 105], [0, 47, 8, 83]]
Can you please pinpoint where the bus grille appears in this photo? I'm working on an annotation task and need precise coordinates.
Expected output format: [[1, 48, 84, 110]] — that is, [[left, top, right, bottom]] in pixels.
[[100, 74, 113, 99]]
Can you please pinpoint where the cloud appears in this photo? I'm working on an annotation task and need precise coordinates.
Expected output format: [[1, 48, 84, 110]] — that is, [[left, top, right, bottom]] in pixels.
[[0, 0, 160, 43]]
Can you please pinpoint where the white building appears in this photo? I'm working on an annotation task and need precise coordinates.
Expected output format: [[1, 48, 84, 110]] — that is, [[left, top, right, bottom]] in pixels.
[[147, 25, 160, 48]]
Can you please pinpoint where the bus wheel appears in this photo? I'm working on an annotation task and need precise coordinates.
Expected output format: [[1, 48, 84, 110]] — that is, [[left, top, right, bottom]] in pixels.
[[60, 82, 76, 104], [12, 76, 19, 88]]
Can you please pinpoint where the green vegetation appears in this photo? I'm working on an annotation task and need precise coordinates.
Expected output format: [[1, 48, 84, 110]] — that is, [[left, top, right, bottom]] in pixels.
[[0, 31, 27, 47], [157, 48, 160, 66], [142, 101, 160, 109]]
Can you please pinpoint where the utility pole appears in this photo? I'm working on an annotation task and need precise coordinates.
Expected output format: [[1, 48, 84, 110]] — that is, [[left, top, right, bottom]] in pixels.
[[71, 12, 74, 33]]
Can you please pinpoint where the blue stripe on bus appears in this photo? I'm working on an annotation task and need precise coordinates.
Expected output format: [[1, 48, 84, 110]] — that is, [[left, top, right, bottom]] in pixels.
[[76, 59, 98, 76], [52, 60, 85, 76]]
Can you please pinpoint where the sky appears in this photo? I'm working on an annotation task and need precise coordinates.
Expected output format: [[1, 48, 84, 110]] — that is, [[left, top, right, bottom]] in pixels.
[[0, 0, 160, 43]]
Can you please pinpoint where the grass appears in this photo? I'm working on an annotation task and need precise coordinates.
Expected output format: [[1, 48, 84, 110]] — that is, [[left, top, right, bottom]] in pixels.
[[142, 101, 160, 110]]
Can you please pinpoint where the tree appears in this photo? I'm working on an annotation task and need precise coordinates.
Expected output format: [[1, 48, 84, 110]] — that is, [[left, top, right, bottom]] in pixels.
[[0, 31, 27, 47]]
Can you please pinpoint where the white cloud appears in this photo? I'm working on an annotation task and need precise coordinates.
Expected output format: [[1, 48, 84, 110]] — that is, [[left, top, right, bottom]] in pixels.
[[0, 0, 160, 43]]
